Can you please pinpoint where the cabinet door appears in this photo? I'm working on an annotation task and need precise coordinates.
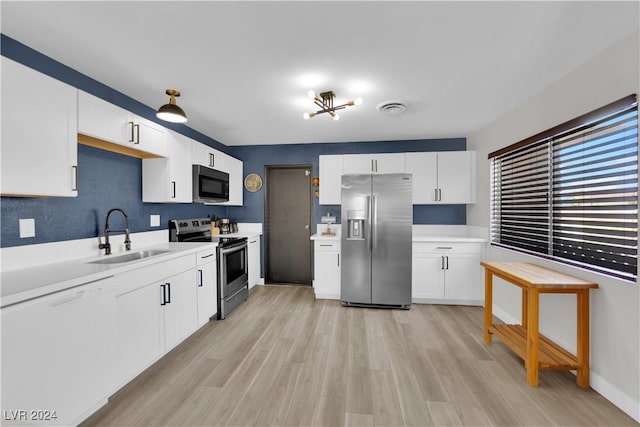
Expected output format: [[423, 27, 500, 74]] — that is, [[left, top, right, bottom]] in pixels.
[[443, 252, 482, 301], [192, 142, 219, 168], [115, 281, 164, 386], [218, 153, 243, 206], [1, 279, 115, 426], [196, 249, 218, 326], [163, 269, 198, 351], [134, 115, 167, 157], [142, 131, 192, 203], [319, 155, 343, 205], [412, 252, 445, 299], [78, 90, 130, 146], [437, 151, 476, 204], [405, 152, 438, 204], [343, 153, 405, 175], [314, 245, 341, 299], [248, 237, 261, 289], [1, 57, 78, 197], [375, 153, 406, 174]]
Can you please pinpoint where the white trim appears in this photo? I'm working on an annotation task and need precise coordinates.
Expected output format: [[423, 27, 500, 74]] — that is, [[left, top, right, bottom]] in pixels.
[[590, 371, 640, 422]]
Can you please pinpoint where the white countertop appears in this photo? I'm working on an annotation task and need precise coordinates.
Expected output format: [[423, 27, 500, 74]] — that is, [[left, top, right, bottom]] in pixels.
[[311, 233, 487, 243], [1, 241, 216, 308]]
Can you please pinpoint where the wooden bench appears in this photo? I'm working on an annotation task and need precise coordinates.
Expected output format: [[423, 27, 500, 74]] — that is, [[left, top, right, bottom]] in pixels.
[[481, 261, 598, 388]]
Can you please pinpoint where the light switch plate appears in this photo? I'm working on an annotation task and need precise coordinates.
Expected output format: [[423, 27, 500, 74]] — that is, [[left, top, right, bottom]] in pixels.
[[150, 215, 160, 227], [19, 218, 36, 238]]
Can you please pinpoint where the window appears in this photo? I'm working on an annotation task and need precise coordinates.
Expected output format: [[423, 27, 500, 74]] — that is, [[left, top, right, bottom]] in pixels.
[[490, 95, 638, 281]]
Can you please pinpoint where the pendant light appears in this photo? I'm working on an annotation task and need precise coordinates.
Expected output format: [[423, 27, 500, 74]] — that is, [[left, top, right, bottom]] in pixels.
[[156, 89, 187, 123]]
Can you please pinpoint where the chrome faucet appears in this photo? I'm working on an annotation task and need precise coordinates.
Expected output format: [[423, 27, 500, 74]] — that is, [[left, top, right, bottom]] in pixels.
[[99, 208, 131, 255]]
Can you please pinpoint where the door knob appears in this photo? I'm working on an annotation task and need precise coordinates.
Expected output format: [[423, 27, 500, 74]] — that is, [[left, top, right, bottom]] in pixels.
[[305, 224, 310, 230]]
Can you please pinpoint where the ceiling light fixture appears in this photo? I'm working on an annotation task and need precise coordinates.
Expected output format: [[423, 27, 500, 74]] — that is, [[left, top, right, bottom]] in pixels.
[[303, 90, 362, 121], [156, 89, 187, 123]]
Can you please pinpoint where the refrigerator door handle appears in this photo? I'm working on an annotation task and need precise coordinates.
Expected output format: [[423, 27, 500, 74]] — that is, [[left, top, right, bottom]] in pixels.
[[372, 195, 378, 250], [367, 195, 373, 252]]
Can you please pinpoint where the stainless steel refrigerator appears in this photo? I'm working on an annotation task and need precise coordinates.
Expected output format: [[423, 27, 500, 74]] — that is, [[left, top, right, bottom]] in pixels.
[[341, 174, 412, 308]]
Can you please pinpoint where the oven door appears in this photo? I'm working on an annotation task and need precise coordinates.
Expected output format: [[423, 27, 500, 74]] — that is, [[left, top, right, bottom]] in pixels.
[[218, 240, 248, 315]]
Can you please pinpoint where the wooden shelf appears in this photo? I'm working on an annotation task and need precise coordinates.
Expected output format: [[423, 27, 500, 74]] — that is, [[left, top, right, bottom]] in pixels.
[[491, 324, 578, 370]]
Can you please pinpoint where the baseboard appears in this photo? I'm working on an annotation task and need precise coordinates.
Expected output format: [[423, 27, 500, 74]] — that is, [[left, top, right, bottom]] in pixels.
[[314, 293, 340, 300], [412, 297, 483, 306], [590, 370, 640, 422]]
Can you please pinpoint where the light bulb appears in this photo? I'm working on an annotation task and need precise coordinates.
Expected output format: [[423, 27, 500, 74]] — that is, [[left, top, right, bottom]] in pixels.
[[332, 114, 340, 121], [303, 112, 310, 120], [307, 90, 316, 99], [354, 97, 363, 106]]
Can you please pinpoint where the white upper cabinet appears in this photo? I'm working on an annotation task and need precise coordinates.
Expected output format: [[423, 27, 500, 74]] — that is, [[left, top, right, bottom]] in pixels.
[[319, 155, 343, 205], [1, 57, 78, 197], [142, 130, 193, 203], [406, 151, 476, 204], [216, 151, 243, 206], [191, 142, 218, 168], [343, 153, 406, 175], [192, 141, 243, 206], [78, 91, 167, 158]]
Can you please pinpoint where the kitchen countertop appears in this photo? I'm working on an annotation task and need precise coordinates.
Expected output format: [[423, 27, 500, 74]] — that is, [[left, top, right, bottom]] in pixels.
[[311, 233, 486, 243], [1, 241, 216, 308]]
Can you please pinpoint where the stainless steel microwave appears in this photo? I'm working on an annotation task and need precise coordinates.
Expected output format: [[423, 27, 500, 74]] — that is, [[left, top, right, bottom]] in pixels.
[[192, 165, 229, 203]]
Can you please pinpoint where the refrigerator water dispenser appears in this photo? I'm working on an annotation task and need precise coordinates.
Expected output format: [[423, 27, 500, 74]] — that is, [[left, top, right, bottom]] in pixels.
[[347, 210, 366, 240]]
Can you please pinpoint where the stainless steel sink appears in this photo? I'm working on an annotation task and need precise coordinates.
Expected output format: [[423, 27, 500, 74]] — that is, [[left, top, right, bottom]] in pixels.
[[88, 249, 171, 264]]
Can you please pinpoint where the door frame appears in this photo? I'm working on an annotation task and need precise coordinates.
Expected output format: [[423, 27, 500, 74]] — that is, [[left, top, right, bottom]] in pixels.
[[264, 164, 313, 285]]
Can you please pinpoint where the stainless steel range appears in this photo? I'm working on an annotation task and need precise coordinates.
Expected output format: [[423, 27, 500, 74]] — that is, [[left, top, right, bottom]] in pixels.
[[169, 218, 248, 320]]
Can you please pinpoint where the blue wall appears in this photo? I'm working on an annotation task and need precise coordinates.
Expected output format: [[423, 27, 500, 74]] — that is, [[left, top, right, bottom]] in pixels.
[[1, 34, 467, 249], [227, 139, 467, 232]]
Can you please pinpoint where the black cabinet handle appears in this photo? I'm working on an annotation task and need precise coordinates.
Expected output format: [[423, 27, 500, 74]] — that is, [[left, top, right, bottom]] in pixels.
[[198, 269, 203, 287], [166, 282, 171, 303], [160, 284, 167, 305]]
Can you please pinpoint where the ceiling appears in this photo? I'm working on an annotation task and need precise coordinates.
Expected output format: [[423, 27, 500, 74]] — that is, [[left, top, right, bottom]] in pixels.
[[2, 1, 638, 147]]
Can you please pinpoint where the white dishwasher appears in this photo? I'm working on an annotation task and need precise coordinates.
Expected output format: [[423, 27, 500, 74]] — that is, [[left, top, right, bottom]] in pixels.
[[1, 276, 116, 426]]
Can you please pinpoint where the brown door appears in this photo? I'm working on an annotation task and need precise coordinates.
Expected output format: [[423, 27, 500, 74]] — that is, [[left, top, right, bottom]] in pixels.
[[265, 165, 312, 285]]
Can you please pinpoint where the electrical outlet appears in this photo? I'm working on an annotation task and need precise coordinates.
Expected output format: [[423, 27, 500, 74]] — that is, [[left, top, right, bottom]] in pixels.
[[150, 215, 160, 227], [19, 218, 35, 238]]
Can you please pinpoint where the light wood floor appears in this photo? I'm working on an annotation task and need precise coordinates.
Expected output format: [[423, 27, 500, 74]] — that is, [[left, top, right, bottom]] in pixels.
[[82, 285, 638, 427]]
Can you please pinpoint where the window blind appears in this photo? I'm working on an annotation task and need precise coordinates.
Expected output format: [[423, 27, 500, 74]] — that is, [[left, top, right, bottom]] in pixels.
[[491, 95, 638, 281]]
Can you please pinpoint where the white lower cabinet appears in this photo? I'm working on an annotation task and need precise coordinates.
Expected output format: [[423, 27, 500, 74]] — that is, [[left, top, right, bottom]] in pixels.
[[313, 240, 341, 299], [115, 279, 164, 386], [162, 269, 198, 351], [248, 236, 261, 289], [412, 242, 483, 305], [1, 276, 116, 427], [196, 247, 218, 326], [114, 255, 197, 388]]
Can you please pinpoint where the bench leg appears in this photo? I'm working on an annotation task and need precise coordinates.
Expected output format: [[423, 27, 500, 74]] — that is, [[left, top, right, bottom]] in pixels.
[[526, 289, 540, 386], [484, 269, 493, 343], [576, 290, 590, 388]]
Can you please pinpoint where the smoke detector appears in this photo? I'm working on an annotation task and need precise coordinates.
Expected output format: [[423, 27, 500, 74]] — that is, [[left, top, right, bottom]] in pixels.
[[377, 101, 407, 115]]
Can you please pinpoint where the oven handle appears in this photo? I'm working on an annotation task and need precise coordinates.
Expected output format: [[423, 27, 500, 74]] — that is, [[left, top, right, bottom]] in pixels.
[[219, 241, 247, 255]]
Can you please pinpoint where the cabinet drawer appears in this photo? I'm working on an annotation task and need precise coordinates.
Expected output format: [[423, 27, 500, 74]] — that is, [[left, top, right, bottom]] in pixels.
[[412, 242, 482, 254], [314, 241, 341, 252], [196, 247, 217, 265]]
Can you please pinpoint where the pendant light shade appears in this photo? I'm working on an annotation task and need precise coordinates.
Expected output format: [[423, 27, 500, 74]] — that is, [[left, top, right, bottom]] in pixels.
[[156, 89, 187, 123]]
